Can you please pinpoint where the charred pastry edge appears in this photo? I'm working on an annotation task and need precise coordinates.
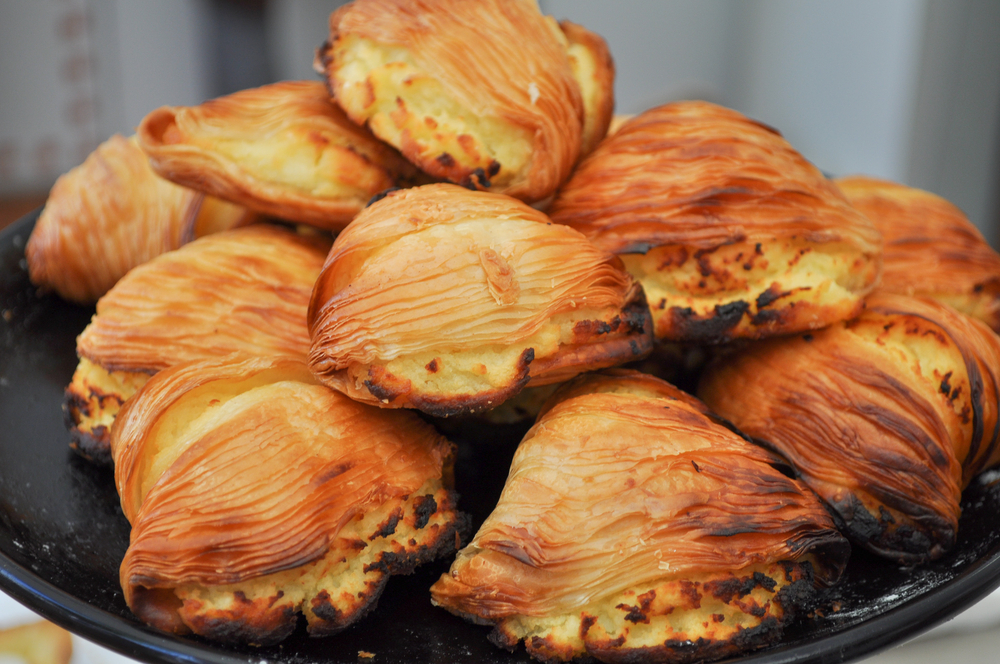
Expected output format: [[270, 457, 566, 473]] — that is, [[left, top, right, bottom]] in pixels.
[[63, 385, 120, 466], [458, 562, 820, 664], [130, 490, 472, 646]]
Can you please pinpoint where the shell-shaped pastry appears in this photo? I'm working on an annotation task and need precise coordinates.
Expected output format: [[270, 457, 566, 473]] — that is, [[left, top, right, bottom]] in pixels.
[[25, 134, 254, 304], [698, 292, 1000, 564], [431, 369, 849, 663], [316, 0, 598, 202], [837, 175, 1000, 332], [137, 81, 425, 231], [308, 184, 653, 416], [549, 101, 883, 343], [67, 225, 329, 463], [111, 355, 464, 644]]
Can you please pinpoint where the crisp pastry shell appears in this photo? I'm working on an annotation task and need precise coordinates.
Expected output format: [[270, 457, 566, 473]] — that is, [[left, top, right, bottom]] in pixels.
[[307, 184, 653, 416], [317, 0, 586, 203], [25, 134, 254, 304], [548, 101, 883, 343], [137, 81, 426, 231], [698, 292, 1000, 563], [431, 369, 848, 663], [111, 354, 465, 643]]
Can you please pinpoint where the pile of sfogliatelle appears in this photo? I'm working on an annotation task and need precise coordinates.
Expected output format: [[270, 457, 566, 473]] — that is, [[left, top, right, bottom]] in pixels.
[[24, 1, 1000, 661]]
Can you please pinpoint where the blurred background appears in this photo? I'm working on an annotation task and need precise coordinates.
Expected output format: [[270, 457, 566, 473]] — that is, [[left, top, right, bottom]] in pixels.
[[0, 1, 999, 661], [1, 0, 999, 243]]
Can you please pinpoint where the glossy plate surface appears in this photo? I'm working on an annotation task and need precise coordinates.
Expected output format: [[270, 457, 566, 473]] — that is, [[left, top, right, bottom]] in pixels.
[[2, 209, 1000, 664]]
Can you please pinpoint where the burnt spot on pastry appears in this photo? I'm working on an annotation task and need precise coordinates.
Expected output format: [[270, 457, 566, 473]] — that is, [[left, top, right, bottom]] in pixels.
[[370, 507, 404, 541], [436, 152, 456, 168], [669, 300, 750, 344], [412, 494, 438, 529], [174, 593, 299, 647], [364, 365, 412, 404], [460, 167, 492, 191], [487, 160, 501, 177], [425, 358, 440, 373]]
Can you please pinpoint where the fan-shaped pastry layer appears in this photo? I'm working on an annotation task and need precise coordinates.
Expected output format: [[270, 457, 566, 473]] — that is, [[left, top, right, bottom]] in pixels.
[[698, 293, 1000, 564], [67, 225, 328, 462], [111, 355, 465, 644], [308, 184, 653, 416], [549, 101, 883, 343], [25, 134, 254, 304], [837, 175, 1000, 332], [137, 81, 425, 231], [431, 369, 848, 663], [317, 0, 596, 202]]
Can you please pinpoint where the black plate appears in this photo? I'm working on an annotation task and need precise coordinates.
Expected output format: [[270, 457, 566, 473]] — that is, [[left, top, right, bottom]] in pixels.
[[3, 208, 1000, 664]]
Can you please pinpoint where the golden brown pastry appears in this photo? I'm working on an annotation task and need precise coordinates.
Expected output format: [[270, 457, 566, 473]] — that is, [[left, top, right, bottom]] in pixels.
[[111, 354, 465, 644], [308, 184, 653, 416], [316, 0, 612, 203], [66, 225, 329, 463], [837, 175, 1000, 332], [698, 292, 1000, 564], [431, 369, 849, 664], [137, 81, 425, 231], [25, 134, 254, 304], [0, 621, 72, 664], [549, 101, 883, 343]]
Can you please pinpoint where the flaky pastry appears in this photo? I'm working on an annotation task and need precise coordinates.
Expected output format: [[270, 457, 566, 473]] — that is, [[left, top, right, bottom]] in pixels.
[[549, 101, 883, 343], [137, 81, 425, 231], [837, 175, 1000, 332], [26, 134, 254, 304], [316, 0, 611, 202], [308, 184, 653, 416], [431, 369, 849, 664], [66, 225, 328, 463], [111, 355, 465, 644], [699, 292, 1000, 564]]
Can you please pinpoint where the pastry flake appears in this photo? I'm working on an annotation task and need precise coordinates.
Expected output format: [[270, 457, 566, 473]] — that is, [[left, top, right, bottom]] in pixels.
[[837, 175, 1000, 332], [25, 134, 254, 304], [317, 0, 595, 203], [431, 369, 848, 663], [698, 292, 1000, 563], [549, 101, 883, 343], [137, 81, 426, 231], [308, 184, 653, 416], [111, 355, 465, 644]]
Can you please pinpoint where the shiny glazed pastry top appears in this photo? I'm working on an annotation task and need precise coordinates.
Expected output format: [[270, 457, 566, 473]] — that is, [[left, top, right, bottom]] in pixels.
[[549, 101, 883, 343], [837, 175, 1000, 332], [26, 134, 253, 304], [699, 292, 1000, 564], [137, 81, 425, 231], [308, 184, 653, 416], [431, 369, 849, 664], [316, 0, 613, 202], [111, 355, 464, 644]]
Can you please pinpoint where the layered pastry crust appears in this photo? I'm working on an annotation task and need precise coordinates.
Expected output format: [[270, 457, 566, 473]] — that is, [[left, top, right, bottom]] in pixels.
[[111, 355, 465, 644], [837, 175, 1000, 332], [137, 81, 425, 231], [308, 184, 653, 416], [26, 134, 254, 304], [699, 292, 1000, 564], [549, 101, 883, 343], [432, 370, 849, 663], [317, 0, 604, 203], [66, 225, 328, 463]]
